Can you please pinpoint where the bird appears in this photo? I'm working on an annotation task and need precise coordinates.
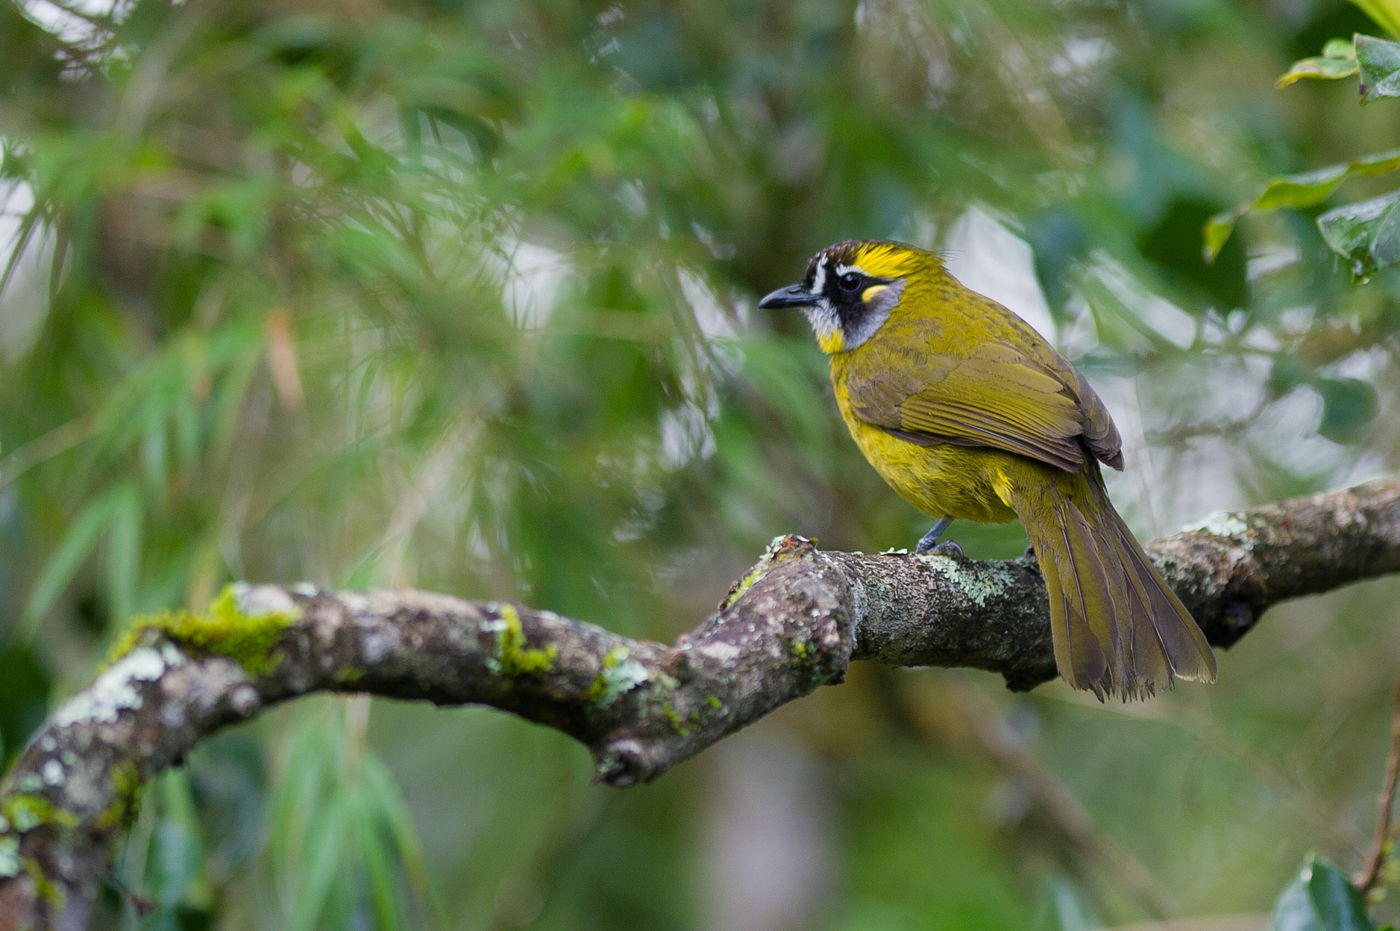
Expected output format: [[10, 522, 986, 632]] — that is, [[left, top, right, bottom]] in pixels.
[[759, 239, 1216, 700]]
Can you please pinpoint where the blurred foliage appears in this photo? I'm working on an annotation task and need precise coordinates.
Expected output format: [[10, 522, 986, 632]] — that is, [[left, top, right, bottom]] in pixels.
[[1271, 855, 1388, 931], [2, 0, 1400, 928], [1212, 7, 1400, 279]]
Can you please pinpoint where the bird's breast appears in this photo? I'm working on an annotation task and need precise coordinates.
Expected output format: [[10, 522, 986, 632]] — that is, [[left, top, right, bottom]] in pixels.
[[830, 374, 1018, 525]]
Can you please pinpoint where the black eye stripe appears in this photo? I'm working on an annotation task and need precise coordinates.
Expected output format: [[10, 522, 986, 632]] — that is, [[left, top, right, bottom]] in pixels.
[[838, 272, 862, 291]]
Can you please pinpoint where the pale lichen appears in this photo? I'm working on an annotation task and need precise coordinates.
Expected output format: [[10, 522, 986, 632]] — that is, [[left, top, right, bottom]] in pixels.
[[588, 647, 649, 707], [51, 646, 167, 729], [919, 556, 1018, 607], [0, 835, 17, 878], [1184, 510, 1251, 537]]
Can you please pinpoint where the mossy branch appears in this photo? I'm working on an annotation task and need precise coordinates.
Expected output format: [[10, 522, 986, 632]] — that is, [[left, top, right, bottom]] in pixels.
[[3, 476, 1400, 930]]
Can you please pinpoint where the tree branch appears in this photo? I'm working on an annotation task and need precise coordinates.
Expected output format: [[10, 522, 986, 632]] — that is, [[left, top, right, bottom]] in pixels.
[[2, 475, 1399, 929]]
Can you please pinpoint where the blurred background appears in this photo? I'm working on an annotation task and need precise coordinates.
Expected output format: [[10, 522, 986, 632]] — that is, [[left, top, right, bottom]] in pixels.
[[2, 0, 1399, 928]]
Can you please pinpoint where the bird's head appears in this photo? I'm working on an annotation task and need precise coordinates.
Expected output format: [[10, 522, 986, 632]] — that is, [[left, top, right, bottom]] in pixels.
[[758, 239, 929, 354]]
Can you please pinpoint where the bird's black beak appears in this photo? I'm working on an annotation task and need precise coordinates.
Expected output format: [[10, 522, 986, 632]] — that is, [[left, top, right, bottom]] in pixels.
[[758, 284, 818, 309]]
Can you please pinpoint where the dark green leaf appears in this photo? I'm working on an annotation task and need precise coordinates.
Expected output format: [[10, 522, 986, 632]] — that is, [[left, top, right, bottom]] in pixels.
[[1317, 188, 1400, 279], [1358, 33, 1400, 100], [22, 485, 131, 638], [1316, 377, 1378, 442], [1272, 854, 1377, 931], [149, 771, 207, 912], [1269, 356, 1311, 396], [1140, 197, 1247, 307], [1204, 149, 1400, 260], [0, 645, 50, 770]]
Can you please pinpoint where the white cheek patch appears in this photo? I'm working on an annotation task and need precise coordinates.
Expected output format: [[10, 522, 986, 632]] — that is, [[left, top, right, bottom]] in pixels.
[[809, 257, 828, 297], [800, 300, 842, 348]]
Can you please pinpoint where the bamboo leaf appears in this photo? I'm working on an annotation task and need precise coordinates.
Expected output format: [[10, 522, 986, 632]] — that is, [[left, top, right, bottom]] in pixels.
[[22, 486, 125, 637], [104, 481, 143, 629], [287, 795, 348, 931]]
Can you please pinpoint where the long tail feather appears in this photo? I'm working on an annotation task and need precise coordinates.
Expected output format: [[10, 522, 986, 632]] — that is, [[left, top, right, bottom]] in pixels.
[[1009, 467, 1216, 700]]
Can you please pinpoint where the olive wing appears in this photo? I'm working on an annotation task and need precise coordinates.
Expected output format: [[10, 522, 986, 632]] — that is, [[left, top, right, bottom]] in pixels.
[[845, 338, 1123, 474]]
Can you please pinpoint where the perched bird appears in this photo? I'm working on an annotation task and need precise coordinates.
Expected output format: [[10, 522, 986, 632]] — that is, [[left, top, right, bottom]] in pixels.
[[760, 239, 1216, 700]]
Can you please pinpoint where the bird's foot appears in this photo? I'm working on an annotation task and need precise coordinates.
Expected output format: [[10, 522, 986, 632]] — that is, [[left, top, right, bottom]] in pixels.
[[914, 516, 954, 555], [918, 539, 965, 559]]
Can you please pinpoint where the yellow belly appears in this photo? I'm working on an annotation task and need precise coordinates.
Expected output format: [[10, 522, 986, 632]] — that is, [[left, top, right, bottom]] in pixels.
[[834, 387, 1020, 525]]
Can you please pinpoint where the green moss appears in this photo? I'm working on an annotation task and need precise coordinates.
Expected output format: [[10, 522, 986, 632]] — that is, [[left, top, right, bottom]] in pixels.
[[105, 584, 300, 676], [94, 762, 142, 833], [707, 694, 722, 709], [720, 564, 766, 610], [662, 701, 689, 736], [22, 854, 62, 910], [495, 603, 558, 677], [2, 794, 78, 833], [722, 536, 822, 610], [336, 666, 365, 685]]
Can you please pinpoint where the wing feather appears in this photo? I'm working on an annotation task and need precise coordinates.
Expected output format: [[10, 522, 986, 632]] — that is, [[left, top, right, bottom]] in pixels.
[[846, 337, 1119, 473]]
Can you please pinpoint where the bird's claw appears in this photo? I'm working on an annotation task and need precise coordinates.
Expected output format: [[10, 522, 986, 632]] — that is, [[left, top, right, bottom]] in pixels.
[[917, 539, 965, 559]]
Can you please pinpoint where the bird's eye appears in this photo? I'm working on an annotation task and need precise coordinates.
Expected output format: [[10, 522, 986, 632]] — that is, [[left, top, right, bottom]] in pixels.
[[838, 272, 862, 291]]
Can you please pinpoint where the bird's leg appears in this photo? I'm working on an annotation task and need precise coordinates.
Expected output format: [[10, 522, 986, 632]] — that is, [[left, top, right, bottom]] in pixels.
[[915, 516, 962, 557]]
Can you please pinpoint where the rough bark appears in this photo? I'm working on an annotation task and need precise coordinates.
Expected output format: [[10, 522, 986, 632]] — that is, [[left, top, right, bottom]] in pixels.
[[2, 475, 1399, 929]]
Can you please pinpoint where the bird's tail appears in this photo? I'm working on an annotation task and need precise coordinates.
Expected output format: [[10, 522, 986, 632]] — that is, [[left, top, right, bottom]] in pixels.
[[1008, 467, 1217, 701]]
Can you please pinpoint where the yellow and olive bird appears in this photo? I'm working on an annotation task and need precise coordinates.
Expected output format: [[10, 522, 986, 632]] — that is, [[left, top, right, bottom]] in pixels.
[[760, 239, 1216, 700]]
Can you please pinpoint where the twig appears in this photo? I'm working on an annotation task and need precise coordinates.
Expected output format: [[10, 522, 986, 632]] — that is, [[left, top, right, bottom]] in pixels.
[[1355, 672, 1400, 896]]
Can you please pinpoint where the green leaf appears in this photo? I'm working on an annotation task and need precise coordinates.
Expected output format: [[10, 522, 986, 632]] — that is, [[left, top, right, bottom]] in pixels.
[[1276, 38, 1358, 87], [104, 481, 143, 630], [1351, 0, 1400, 43], [1327, 36, 1363, 58], [1258, 153, 1400, 209], [1272, 854, 1377, 931], [353, 794, 401, 930], [22, 484, 133, 638], [1358, 34, 1400, 101], [1277, 55, 1360, 85], [1317, 188, 1400, 279], [1205, 149, 1400, 260], [1316, 377, 1379, 442], [148, 770, 208, 912], [288, 793, 348, 931]]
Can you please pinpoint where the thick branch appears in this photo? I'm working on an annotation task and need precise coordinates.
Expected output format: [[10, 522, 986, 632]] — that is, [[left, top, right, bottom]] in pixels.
[[2, 476, 1399, 929]]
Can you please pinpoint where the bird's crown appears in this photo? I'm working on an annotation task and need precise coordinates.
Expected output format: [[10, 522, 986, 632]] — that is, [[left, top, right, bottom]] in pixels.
[[802, 239, 925, 291]]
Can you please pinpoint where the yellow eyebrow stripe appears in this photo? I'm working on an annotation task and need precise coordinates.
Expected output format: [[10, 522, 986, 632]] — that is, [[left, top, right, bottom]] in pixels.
[[847, 243, 917, 279]]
